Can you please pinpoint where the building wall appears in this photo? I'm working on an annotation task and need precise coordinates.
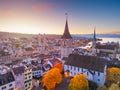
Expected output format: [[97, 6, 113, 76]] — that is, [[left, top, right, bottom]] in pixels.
[[116, 54, 120, 60], [64, 65, 106, 86], [32, 70, 42, 78], [14, 74, 24, 90], [96, 49, 115, 53], [61, 47, 72, 59], [0, 81, 15, 90], [24, 69, 32, 90]]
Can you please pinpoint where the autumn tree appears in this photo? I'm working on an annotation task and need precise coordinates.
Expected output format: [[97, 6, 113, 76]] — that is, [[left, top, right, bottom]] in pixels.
[[109, 83, 120, 90], [97, 85, 108, 90], [53, 61, 63, 73], [68, 74, 89, 90], [64, 70, 71, 78], [42, 68, 62, 90], [106, 67, 120, 86], [15, 42, 21, 48]]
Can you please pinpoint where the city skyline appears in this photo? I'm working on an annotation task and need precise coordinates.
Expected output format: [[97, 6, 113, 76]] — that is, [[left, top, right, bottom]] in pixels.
[[0, 0, 120, 34]]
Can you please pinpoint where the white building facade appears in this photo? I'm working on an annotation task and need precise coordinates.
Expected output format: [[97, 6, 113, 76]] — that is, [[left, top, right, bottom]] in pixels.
[[64, 54, 107, 86]]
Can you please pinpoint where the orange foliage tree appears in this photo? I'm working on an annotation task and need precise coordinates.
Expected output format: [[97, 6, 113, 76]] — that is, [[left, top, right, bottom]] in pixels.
[[68, 74, 89, 90], [42, 68, 62, 90], [53, 61, 63, 73], [106, 67, 120, 86]]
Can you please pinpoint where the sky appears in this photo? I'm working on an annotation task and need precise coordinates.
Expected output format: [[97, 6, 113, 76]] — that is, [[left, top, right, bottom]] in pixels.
[[0, 0, 120, 34]]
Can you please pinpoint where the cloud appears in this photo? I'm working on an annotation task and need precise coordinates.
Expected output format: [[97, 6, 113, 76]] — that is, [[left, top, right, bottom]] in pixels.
[[32, 3, 54, 12], [102, 31, 120, 34], [0, 9, 15, 17], [109, 31, 120, 34]]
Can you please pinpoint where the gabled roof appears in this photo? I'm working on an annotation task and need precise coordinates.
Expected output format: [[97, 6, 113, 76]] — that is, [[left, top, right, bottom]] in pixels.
[[61, 19, 72, 39], [65, 54, 107, 72]]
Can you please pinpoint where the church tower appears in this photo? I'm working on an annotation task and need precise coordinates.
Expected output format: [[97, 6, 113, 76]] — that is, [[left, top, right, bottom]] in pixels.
[[38, 34, 48, 54], [91, 28, 96, 55], [61, 14, 73, 59]]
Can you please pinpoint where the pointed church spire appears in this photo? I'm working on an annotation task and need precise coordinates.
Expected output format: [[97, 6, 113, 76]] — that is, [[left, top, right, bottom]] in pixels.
[[93, 27, 96, 41], [61, 13, 72, 39], [91, 27, 96, 55]]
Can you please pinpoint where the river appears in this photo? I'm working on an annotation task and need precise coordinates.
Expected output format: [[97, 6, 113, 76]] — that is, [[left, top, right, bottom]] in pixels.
[[99, 38, 120, 43]]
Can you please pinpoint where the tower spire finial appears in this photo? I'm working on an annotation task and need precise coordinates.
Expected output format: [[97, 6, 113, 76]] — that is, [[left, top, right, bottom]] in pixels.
[[61, 13, 72, 39], [65, 13, 68, 20], [94, 27, 96, 41]]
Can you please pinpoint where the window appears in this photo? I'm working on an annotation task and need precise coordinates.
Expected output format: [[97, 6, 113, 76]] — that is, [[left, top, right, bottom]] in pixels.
[[9, 84, 12, 87], [87, 72, 89, 76], [29, 83, 31, 86], [67, 65, 69, 69], [28, 72, 32, 74], [2, 86, 6, 90], [82, 68, 83, 72], [0, 79, 4, 85], [29, 76, 31, 78], [74, 67, 76, 70], [25, 84, 27, 87], [25, 77, 27, 79]]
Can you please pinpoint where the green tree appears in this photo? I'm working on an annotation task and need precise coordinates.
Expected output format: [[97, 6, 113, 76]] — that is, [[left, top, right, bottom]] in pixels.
[[68, 74, 89, 90]]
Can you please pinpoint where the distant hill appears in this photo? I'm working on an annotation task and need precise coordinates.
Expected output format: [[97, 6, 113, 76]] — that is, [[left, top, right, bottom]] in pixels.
[[0, 31, 120, 39], [0, 31, 35, 38], [0, 31, 61, 39], [73, 34, 120, 38]]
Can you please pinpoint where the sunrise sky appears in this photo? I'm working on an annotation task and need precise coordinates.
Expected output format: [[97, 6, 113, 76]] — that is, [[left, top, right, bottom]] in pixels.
[[0, 0, 120, 34]]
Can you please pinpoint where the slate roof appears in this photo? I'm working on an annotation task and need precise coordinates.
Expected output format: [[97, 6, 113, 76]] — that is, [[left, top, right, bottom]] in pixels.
[[96, 44, 119, 50], [49, 58, 60, 65], [61, 19, 72, 39], [32, 66, 41, 71], [0, 72, 15, 86], [12, 66, 25, 75], [65, 54, 107, 72]]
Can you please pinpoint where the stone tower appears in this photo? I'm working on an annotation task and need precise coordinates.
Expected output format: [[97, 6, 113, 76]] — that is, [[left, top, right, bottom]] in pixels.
[[61, 14, 73, 59]]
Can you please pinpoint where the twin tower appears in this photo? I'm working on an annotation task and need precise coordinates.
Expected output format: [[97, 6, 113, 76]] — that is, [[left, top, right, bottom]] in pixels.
[[61, 15, 96, 59]]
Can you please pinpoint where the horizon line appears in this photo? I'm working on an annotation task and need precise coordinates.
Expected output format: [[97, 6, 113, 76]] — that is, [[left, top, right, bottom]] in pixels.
[[0, 31, 120, 35]]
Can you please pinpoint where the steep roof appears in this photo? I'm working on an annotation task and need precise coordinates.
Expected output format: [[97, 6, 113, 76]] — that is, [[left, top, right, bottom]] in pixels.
[[65, 54, 107, 72], [0, 72, 15, 86], [61, 19, 72, 39], [12, 66, 25, 75]]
